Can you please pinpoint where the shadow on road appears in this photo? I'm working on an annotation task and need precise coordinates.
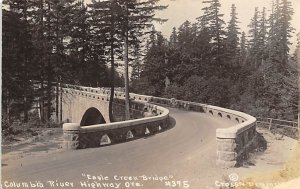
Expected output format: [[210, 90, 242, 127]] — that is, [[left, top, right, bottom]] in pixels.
[[167, 116, 177, 130]]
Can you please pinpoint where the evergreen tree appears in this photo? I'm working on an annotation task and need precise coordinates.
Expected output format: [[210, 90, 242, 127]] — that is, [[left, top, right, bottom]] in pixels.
[[173, 21, 200, 83], [169, 27, 178, 47], [177, 21, 194, 53], [118, 0, 167, 120], [265, 0, 294, 71], [248, 7, 260, 45], [247, 7, 267, 69], [140, 32, 169, 95], [67, 0, 90, 84], [27, 0, 51, 122], [2, 0, 35, 123], [197, 6, 210, 30], [131, 43, 144, 81], [225, 4, 240, 76], [247, 7, 260, 68], [239, 32, 247, 65], [257, 7, 268, 67], [226, 4, 240, 53], [201, 0, 226, 76], [88, 0, 124, 121], [267, 0, 280, 63], [278, 0, 294, 65], [258, 0, 295, 118], [196, 10, 213, 76]]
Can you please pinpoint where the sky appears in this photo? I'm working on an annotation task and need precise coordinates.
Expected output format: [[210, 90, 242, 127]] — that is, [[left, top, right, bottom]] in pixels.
[[85, 0, 300, 51], [153, 0, 300, 51]]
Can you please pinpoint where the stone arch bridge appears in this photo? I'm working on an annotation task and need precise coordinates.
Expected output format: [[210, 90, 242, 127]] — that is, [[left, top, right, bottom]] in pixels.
[[59, 84, 257, 168]]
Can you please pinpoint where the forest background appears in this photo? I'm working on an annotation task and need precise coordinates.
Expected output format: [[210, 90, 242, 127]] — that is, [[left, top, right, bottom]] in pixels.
[[1, 0, 299, 136]]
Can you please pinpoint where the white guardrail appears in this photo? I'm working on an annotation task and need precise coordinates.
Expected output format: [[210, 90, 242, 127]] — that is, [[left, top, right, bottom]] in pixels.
[[256, 117, 298, 130]]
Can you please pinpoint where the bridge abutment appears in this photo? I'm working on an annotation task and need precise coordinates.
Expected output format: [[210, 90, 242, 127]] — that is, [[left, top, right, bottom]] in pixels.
[[63, 123, 81, 150], [216, 125, 259, 167]]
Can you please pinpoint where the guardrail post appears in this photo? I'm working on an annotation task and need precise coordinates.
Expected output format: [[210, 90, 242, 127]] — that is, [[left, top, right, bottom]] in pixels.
[[268, 118, 273, 130]]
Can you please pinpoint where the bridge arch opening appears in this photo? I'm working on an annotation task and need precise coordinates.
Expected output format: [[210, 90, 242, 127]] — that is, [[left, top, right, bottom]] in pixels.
[[80, 107, 106, 126]]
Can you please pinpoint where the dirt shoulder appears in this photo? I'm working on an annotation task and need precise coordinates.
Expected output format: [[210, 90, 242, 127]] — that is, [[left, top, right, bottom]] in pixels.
[[231, 127, 299, 189], [1, 128, 64, 163]]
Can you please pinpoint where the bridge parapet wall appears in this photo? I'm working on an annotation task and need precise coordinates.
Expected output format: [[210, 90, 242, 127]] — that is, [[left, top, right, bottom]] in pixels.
[[62, 85, 256, 168], [62, 85, 169, 150], [208, 106, 257, 168], [148, 97, 257, 168], [61, 85, 155, 122], [64, 105, 168, 149]]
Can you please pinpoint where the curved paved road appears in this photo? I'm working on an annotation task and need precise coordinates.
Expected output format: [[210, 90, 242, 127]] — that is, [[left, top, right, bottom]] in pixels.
[[2, 108, 234, 189]]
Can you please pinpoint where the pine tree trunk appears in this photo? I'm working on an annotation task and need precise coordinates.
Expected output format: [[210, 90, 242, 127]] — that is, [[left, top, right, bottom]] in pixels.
[[124, 32, 130, 120], [109, 34, 115, 122], [56, 82, 59, 122], [23, 69, 28, 123], [39, 0, 45, 123], [24, 93, 28, 122], [46, 1, 52, 121], [23, 5, 29, 123], [55, 8, 60, 123], [109, 2, 116, 122], [47, 73, 52, 121], [124, 3, 130, 120], [5, 90, 11, 124], [40, 80, 45, 122], [60, 80, 62, 122], [297, 47, 300, 128]]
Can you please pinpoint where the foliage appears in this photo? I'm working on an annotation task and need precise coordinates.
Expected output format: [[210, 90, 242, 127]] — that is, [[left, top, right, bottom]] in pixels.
[[1, 0, 138, 127], [2, 0, 298, 132], [136, 0, 298, 120]]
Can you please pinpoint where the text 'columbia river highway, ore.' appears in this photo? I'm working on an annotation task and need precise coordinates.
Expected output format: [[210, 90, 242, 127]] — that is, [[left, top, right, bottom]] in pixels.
[[1, 173, 190, 188]]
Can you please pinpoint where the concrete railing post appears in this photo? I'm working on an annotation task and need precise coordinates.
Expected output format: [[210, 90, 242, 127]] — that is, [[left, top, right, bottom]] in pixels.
[[63, 123, 81, 150]]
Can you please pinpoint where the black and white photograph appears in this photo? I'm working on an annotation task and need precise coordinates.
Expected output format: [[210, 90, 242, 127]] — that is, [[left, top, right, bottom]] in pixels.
[[1, 0, 300, 188]]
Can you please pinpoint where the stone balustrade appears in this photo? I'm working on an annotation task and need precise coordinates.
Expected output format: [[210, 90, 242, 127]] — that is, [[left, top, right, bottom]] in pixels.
[[62, 85, 257, 167], [62, 86, 169, 150], [63, 104, 169, 149], [207, 105, 257, 168], [148, 96, 257, 167]]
